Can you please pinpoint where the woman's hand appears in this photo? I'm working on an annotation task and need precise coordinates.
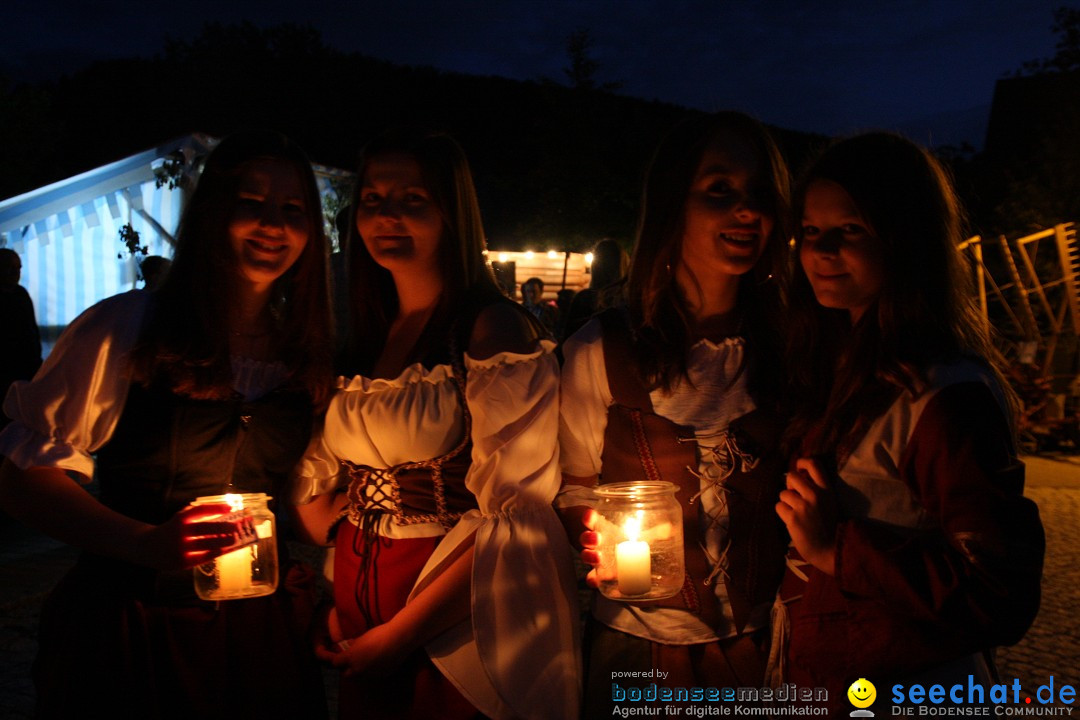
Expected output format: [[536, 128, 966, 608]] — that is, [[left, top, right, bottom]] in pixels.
[[775, 458, 839, 575], [580, 507, 617, 589], [580, 507, 601, 588], [0, 462, 251, 571], [310, 604, 342, 660], [315, 620, 411, 678], [557, 504, 592, 551], [138, 501, 246, 571], [316, 530, 475, 678]]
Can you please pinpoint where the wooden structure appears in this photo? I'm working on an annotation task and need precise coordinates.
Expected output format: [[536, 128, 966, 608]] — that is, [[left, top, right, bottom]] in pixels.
[[963, 223, 1080, 369], [963, 222, 1080, 449]]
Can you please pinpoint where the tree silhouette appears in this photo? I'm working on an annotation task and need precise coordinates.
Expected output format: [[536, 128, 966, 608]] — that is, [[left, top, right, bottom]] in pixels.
[[563, 29, 622, 92], [973, 5, 1080, 235], [0, 22, 821, 249], [1020, 5, 1080, 74]]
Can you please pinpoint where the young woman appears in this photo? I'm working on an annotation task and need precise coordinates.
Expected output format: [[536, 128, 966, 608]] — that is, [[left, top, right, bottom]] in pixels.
[[773, 133, 1044, 710], [558, 111, 792, 714], [293, 128, 580, 720], [0, 129, 334, 717]]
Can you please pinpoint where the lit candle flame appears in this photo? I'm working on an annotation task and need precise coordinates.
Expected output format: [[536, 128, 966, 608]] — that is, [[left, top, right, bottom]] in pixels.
[[624, 514, 641, 542], [224, 493, 244, 512]]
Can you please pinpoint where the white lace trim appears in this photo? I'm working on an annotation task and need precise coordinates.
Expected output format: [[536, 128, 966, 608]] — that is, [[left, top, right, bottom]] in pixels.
[[335, 339, 556, 392]]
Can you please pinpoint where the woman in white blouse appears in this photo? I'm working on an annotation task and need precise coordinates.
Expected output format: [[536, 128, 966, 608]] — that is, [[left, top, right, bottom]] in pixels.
[[558, 112, 792, 715], [0, 130, 334, 717], [293, 128, 580, 720]]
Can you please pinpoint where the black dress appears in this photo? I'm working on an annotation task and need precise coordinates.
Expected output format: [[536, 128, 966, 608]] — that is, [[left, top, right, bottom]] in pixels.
[[32, 379, 328, 719]]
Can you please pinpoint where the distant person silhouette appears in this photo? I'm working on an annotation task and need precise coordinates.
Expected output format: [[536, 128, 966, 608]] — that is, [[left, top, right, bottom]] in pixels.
[[0, 248, 42, 427], [563, 239, 629, 340], [521, 276, 559, 338], [138, 255, 172, 291]]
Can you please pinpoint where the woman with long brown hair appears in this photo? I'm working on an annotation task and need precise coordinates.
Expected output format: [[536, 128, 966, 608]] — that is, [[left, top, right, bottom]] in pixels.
[[559, 111, 791, 715], [294, 128, 580, 719], [774, 132, 1044, 712], [0, 129, 334, 717]]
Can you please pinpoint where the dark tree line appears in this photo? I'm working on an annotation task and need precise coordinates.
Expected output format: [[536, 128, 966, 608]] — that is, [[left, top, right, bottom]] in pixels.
[[4, 13, 1074, 248], [0, 22, 820, 251], [955, 5, 1080, 239]]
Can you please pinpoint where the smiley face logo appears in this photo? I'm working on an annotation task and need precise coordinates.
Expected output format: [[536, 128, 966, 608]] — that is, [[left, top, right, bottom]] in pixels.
[[847, 678, 876, 709]]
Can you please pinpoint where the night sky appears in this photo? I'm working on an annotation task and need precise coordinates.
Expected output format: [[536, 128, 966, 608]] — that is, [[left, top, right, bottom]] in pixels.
[[2, 0, 1066, 147]]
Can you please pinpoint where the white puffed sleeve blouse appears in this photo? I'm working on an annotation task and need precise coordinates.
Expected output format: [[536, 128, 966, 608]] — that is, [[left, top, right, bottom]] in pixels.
[[295, 339, 582, 720], [1, 290, 293, 476]]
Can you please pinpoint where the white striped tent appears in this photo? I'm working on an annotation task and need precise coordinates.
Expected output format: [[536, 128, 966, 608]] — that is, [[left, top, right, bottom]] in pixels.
[[0, 134, 353, 354]]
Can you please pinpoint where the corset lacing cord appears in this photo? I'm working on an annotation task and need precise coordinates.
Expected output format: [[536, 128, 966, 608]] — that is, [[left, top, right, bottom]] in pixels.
[[685, 463, 733, 507], [351, 503, 391, 629], [703, 538, 732, 588], [682, 464, 733, 589], [681, 427, 758, 506], [683, 429, 753, 588], [346, 465, 399, 629], [698, 429, 760, 478]]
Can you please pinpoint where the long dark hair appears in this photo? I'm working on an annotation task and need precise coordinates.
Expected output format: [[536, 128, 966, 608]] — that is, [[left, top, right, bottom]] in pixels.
[[625, 111, 791, 396], [131, 129, 334, 407], [786, 132, 1014, 457], [343, 127, 504, 374]]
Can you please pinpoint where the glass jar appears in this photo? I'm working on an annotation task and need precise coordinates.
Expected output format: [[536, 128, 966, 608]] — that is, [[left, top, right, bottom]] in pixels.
[[192, 492, 278, 601], [593, 481, 684, 601]]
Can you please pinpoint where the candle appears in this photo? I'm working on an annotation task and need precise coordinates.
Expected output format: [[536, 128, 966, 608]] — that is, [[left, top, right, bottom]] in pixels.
[[217, 547, 252, 593], [215, 494, 252, 594], [595, 481, 683, 602], [616, 514, 651, 595], [192, 492, 278, 601]]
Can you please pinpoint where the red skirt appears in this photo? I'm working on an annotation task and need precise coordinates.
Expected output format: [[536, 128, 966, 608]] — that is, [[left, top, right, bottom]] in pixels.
[[334, 521, 484, 720]]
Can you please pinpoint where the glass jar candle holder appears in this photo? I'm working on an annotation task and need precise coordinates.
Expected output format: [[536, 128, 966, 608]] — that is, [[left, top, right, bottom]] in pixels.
[[192, 493, 278, 601], [593, 481, 684, 601]]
